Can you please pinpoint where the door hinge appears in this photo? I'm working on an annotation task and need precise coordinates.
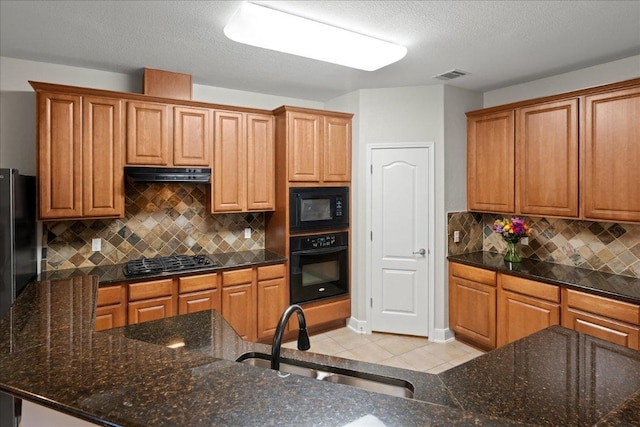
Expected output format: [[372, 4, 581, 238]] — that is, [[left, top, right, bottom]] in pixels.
[[370, 231, 373, 241], [370, 164, 373, 174], [370, 298, 373, 308]]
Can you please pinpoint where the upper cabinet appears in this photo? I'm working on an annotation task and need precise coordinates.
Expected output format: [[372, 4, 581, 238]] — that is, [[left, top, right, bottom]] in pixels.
[[36, 89, 124, 220], [583, 86, 640, 222], [211, 110, 274, 213], [126, 102, 211, 167], [467, 110, 515, 213], [283, 109, 352, 184], [467, 78, 639, 222]]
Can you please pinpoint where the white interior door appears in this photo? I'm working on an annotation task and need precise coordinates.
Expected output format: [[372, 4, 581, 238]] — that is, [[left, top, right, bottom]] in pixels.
[[370, 146, 432, 336]]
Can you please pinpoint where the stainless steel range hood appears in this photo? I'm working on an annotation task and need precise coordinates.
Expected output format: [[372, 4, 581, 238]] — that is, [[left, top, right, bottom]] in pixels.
[[124, 167, 211, 183]]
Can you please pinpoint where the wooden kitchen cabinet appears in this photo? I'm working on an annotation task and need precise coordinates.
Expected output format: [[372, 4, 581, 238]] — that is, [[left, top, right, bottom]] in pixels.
[[36, 90, 124, 220], [449, 262, 497, 350], [221, 268, 257, 341], [127, 278, 175, 325], [95, 284, 127, 331], [126, 101, 170, 166], [562, 289, 640, 350], [212, 110, 274, 212], [466, 110, 515, 213], [178, 272, 220, 314], [497, 274, 560, 346], [173, 106, 211, 166], [282, 108, 351, 183], [516, 99, 578, 217], [257, 264, 287, 340], [583, 86, 640, 222]]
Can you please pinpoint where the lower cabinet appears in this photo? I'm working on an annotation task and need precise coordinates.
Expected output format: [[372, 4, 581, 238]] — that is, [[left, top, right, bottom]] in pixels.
[[257, 264, 288, 340], [222, 268, 257, 341], [562, 289, 640, 350], [449, 263, 497, 350], [127, 279, 175, 325], [449, 261, 640, 351], [95, 284, 126, 331], [497, 275, 560, 347], [177, 273, 220, 314]]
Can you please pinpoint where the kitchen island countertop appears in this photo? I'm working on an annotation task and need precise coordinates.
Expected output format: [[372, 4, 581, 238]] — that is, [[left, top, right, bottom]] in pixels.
[[1, 276, 639, 426]]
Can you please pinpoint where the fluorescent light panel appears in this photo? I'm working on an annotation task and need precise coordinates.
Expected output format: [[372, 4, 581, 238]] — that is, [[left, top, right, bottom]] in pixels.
[[224, 2, 407, 71]]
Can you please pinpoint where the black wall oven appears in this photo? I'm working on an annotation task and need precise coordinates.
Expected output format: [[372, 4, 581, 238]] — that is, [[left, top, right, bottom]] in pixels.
[[289, 186, 348, 233], [290, 232, 349, 304]]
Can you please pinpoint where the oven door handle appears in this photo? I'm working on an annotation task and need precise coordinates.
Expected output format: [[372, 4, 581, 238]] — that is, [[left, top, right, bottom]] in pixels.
[[291, 246, 348, 256]]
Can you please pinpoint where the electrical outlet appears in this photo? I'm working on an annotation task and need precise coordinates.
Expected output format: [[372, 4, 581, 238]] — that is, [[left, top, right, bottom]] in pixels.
[[453, 230, 461, 243], [91, 238, 101, 252], [244, 228, 252, 239]]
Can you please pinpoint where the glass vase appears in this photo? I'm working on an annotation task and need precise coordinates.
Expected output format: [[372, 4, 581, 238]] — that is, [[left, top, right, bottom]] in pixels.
[[504, 240, 522, 263]]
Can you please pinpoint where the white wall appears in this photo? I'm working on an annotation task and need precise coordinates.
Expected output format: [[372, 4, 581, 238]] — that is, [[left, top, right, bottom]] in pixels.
[[483, 55, 640, 107], [0, 56, 322, 174]]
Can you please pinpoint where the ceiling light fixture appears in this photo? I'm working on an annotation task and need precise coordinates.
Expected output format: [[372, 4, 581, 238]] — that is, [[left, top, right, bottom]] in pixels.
[[224, 2, 407, 71]]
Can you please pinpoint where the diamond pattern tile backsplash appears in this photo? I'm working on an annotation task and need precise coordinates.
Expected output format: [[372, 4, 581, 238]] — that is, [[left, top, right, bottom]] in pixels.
[[448, 212, 640, 278], [43, 183, 265, 271]]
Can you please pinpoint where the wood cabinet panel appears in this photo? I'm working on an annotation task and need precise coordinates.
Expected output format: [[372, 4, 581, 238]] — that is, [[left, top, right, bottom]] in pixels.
[[95, 304, 126, 331], [222, 268, 253, 287], [289, 297, 351, 330], [563, 308, 639, 350], [178, 273, 218, 293], [497, 289, 560, 347], [583, 86, 640, 222], [222, 283, 256, 341], [173, 106, 211, 166], [564, 289, 639, 325], [82, 96, 124, 217], [126, 101, 170, 165], [516, 99, 578, 217], [257, 263, 285, 281], [449, 262, 496, 285], [467, 110, 515, 213], [214, 111, 245, 211], [246, 113, 275, 210], [323, 116, 351, 182], [257, 277, 287, 340], [37, 92, 82, 219], [288, 111, 322, 182], [128, 279, 174, 301], [128, 296, 174, 325], [97, 285, 126, 306], [499, 274, 560, 303], [178, 289, 220, 315]]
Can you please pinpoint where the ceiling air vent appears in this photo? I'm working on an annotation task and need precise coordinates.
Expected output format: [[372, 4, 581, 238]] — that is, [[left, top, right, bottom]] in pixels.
[[433, 69, 468, 81]]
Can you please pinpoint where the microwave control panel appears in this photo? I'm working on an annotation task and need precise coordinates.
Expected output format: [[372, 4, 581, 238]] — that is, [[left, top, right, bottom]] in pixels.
[[335, 197, 343, 217]]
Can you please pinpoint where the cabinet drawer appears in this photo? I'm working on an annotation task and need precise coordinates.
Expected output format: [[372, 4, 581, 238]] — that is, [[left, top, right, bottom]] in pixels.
[[222, 268, 253, 287], [97, 285, 125, 306], [450, 262, 496, 286], [178, 273, 218, 293], [257, 264, 285, 281], [565, 289, 640, 325], [129, 279, 174, 301], [499, 274, 560, 303]]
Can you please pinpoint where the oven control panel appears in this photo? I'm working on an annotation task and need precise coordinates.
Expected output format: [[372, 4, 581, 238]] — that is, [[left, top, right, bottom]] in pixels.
[[290, 231, 348, 251]]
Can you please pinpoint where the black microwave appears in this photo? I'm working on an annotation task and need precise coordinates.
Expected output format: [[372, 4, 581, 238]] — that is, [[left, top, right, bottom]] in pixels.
[[290, 187, 349, 233]]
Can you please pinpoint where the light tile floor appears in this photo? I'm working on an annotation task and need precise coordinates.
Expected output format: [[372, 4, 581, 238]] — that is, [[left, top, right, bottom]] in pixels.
[[283, 327, 485, 374]]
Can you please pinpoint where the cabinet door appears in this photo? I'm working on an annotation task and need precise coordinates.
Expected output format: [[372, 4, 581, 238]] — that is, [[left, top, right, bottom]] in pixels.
[[246, 113, 275, 211], [222, 283, 256, 341], [323, 116, 351, 182], [583, 86, 640, 222], [37, 92, 82, 219], [257, 264, 287, 340], [126, 101, 170, 165], [467, 110, 515, 213], [95, 304, 126, 331], [563, 309, 639, 350], [213, 111, 245, 211], [82, 96, 124, 218], [128, 296, 174, 325], [497, 289, 560, 347], [516, 99, 578, 217], [173, 106, 211, 166], [449, 273, 497, 349], [288, 111, 322, 182], [179, 289, 220, 315]]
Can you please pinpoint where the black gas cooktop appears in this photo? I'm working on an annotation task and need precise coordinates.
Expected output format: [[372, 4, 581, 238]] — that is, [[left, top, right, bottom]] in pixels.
[[124, 254, 214, 277]]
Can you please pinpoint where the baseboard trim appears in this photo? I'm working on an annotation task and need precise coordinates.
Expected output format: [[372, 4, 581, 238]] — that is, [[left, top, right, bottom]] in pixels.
[[347, 317, 367, 334], [429, 327, 455, 343]]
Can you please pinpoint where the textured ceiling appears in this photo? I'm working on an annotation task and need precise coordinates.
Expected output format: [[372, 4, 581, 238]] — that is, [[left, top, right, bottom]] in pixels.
[[1, 1, 639, 101]]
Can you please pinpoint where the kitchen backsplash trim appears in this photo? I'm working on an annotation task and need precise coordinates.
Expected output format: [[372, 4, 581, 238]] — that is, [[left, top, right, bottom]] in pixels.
[[448, 212, 640, 278], [43, 182, 265, 271]]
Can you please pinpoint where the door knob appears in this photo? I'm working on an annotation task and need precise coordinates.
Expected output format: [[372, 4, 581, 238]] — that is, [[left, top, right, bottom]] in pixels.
[[413, 248, 426, 256]]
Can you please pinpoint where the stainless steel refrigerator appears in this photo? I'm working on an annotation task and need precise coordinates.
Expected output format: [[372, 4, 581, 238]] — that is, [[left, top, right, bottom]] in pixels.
[[0, 168, 37, 427]]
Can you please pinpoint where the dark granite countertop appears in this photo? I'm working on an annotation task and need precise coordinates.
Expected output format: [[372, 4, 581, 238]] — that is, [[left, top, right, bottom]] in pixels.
[[1, 276, 639, 426], [448, 251, 640, 305], [39, 249, 287, 286]]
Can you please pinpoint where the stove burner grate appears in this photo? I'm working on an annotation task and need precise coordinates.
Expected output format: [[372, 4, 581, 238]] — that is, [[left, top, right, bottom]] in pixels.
[[124, 254, 214, 277]]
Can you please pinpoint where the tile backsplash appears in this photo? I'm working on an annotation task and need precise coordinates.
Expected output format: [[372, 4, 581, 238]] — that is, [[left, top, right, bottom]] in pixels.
[[448, 212, 640, 278], [43, 182, 265, 271]]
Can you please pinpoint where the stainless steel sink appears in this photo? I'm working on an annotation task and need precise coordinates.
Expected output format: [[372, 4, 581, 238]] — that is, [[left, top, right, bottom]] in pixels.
[[237, 352, 414, 399]]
